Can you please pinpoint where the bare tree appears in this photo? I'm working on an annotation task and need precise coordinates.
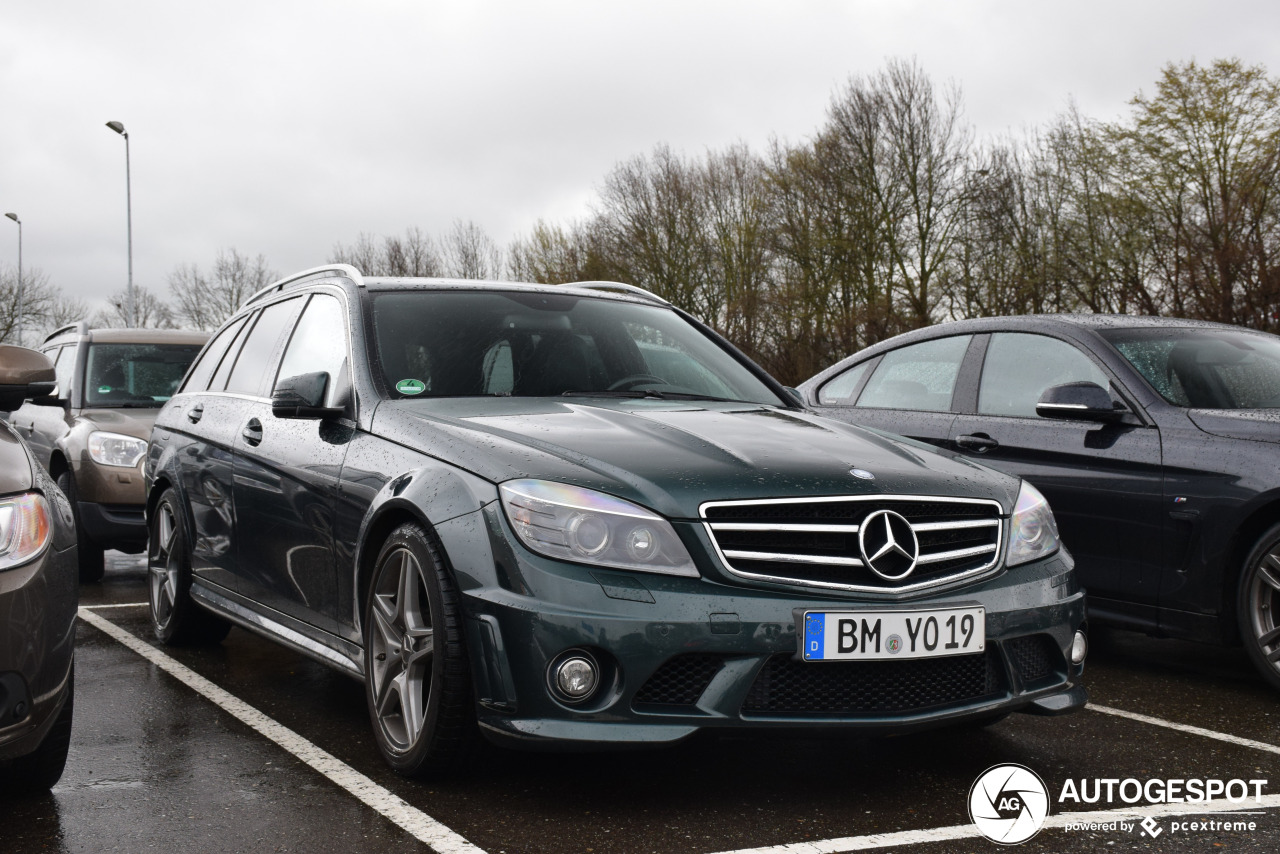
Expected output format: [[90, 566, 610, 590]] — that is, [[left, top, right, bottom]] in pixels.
[[507, 219, 602, 284], [441, 219, 504, 279], [169, 249, 278, 330], [1115, 58, 1280, 328], [92, 286, 177, 329], [591, 145, 712, 315], [1, 266, 62, 345], [331, 228, 444, 276]]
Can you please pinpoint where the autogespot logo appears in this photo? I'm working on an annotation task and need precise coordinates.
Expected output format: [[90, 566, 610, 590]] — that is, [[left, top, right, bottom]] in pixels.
[[969, 764, 1051, 845]]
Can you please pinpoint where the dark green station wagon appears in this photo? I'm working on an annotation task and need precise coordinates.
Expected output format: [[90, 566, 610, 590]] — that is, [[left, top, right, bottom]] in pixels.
[[146, 265, 1087, 775]]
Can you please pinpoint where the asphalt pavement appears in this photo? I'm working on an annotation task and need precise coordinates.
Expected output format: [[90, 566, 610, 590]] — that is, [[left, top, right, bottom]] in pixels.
[[3, 551, 1279, 853]]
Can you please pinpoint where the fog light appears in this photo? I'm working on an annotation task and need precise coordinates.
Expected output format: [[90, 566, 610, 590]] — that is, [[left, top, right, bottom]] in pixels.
[[1070, 630, 1088, 665], [554, 656, 598, 700]]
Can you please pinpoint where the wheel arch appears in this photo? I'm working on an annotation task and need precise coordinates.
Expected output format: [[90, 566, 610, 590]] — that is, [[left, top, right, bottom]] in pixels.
[[47, 449, 70, 481], [350, 466, 497, 636], [1222, 496, 1280, 644]]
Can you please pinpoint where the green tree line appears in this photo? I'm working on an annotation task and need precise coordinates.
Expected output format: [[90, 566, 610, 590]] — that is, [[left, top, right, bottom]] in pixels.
[[7, 58, 1278, 387]]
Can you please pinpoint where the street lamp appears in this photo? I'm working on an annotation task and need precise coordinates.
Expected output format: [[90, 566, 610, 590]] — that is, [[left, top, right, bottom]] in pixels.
[[105, 120, 134, 328], [4, 213, 20, 346]]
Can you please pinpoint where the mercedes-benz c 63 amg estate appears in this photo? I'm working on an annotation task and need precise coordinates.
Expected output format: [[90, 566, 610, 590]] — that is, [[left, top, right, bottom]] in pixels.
[[146, 265, 1087, 776]]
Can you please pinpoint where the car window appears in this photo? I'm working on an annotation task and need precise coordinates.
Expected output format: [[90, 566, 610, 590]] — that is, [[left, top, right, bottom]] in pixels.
[[1100, 327, 1280, 409], [83, 343, 205, 407], [275, 294, 348, 406], [181, 316, 248, 394], [51, 346, 76, 398], [224, 298, 304, 397], [856, 336, 971, 412], [210, 313, 255, 392], [817, 360, 873, 405], [979, 333, 1111, 418]]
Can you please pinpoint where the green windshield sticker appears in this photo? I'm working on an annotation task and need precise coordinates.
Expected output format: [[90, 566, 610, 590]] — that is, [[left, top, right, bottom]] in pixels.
[[395, 378, 426, 395], [98, 385, 112, 394]]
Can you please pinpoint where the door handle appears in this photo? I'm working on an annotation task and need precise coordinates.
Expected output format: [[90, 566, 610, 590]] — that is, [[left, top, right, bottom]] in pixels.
[[242, 418, 263, 447], [955, 433, 999, 452], [187, 403, 204, 423]]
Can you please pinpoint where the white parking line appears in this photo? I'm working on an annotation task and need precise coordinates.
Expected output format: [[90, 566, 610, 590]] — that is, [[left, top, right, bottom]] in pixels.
[[80, 601, 1277, 854], [707, 795, 1280, 854], [77, 608, 487, 854], [1089, 703, 1280, 756]]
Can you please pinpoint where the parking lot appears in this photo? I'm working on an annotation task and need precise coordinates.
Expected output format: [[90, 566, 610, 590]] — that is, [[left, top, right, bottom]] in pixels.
[[3, 551, 1278, 853]]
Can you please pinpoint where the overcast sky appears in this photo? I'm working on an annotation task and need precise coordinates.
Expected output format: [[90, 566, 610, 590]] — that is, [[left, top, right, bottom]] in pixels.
[[5, 1, 1280, 313]]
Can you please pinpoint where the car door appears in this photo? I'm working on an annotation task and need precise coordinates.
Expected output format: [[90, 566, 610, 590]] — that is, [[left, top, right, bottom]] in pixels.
[[159, 313, 254, 594], [949, 331, 1165, 616], [816, 335, 975, 449], [231, 292, 352, 635]]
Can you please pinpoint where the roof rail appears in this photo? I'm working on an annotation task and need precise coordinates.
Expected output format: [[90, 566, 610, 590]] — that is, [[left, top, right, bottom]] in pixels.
[[42, 321, 89, 344], [570, 281, 670, 305], [243, 264, 364, 308]]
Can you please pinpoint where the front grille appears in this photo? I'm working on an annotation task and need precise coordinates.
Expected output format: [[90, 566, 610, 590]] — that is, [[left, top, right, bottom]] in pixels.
[[742, 651, 1002, 715], [633, 654, 725, 707], [703, 495, 1004, 593], [1005, 634, 1061, 683]]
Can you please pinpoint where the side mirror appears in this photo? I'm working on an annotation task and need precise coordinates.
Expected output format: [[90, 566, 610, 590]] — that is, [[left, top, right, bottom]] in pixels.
[[0, 344, 56, 411], [1036, 381, 1125, 423], [272, 372, 343, 420]]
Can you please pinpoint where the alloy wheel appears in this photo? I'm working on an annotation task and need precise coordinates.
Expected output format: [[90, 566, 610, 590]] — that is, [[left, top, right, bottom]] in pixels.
[[369, 546, 436, 751], [1249, 548, 1280, 675], [149, 500, 181, 630]]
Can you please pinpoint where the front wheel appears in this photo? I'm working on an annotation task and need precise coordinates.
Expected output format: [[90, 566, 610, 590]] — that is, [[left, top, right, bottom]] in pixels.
[[148, 490, 230, 646], [363, 523, 476, 776], [1238, 523, 1280, 691]]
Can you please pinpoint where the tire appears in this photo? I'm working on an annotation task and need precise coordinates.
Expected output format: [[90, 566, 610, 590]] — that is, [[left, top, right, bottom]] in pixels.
[[363, 523, 476, 777], [56, 471, 105, 583], [1, 666, 74, 796], [1238, 523, 1280, 691], [148, 489, 231, 646]]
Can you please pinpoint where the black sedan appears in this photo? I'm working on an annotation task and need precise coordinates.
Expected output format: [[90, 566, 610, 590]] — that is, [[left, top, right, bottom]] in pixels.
[[800, 315, 1280, 690]]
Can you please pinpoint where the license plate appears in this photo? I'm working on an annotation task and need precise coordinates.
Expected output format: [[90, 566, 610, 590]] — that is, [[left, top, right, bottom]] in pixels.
[[801, 606, 985, 661]]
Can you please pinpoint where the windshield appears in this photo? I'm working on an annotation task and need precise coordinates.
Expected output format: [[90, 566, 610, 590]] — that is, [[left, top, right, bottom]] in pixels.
[[85, 343, 204, 408], [371, 290, 783, 406], [1100, 327, 1280, 409]]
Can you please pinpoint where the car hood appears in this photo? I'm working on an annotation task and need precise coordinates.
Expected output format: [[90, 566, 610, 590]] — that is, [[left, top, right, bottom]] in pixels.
[[373, 398, 1018, 519], [0, 423, 35, 493], [1187, 408, 1280, 444], [76, 407, 160, 440]]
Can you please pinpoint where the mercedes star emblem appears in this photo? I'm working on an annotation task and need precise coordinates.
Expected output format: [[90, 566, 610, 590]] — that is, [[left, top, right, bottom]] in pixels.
[[859, 509, 920, 580]]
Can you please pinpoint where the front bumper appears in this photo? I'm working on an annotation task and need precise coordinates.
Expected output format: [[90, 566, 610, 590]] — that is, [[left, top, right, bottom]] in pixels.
[[76, 500, 147, 552], [71, 456, 147, 551], [454, 506, 1087, 750], [0, 513, 78, 762]]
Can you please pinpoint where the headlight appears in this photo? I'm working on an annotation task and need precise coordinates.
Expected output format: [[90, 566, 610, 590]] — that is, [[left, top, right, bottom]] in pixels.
[[88, 431, 148, 467], [499, 479, 698, 577], [1005, 480, 1060, 567], [0, 493, 52, 571]]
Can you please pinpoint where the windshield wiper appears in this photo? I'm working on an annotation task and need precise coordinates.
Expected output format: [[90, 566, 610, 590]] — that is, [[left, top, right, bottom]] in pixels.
[[561, 390, 753, 404]]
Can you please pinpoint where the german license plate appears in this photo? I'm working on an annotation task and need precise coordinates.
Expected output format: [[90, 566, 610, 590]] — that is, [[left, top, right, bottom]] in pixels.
[[801, 606, 985, 661]]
